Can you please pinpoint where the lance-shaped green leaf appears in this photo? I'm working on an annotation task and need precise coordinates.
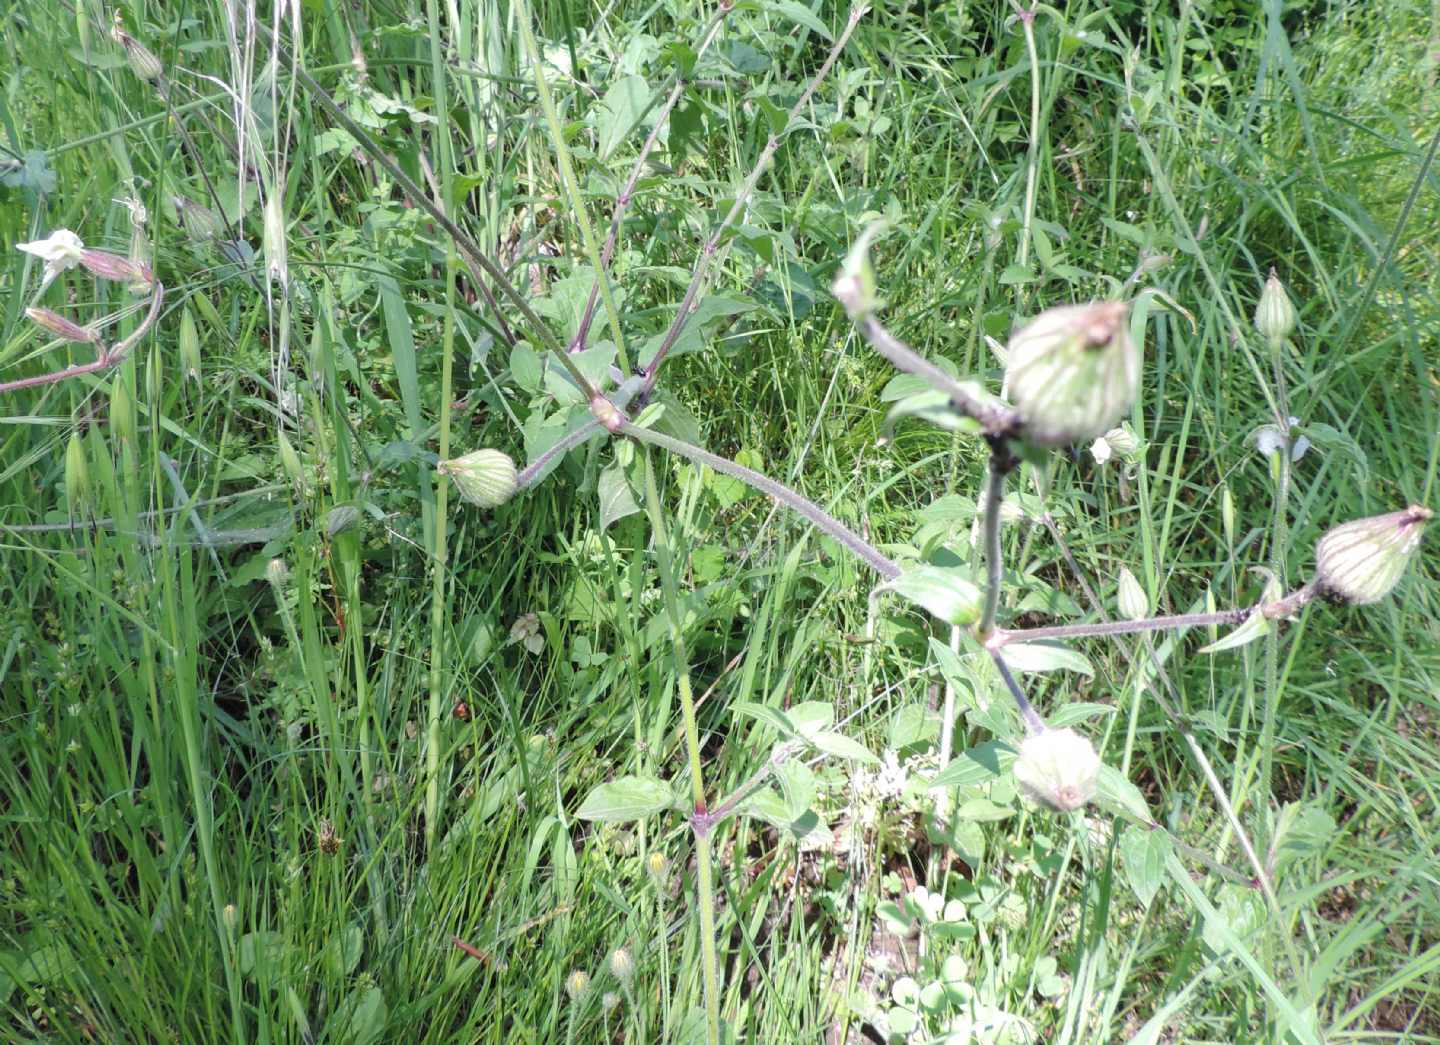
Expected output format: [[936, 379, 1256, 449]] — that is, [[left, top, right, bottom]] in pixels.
[[881, 564, 982, 626], [575, 775, 676, 822]]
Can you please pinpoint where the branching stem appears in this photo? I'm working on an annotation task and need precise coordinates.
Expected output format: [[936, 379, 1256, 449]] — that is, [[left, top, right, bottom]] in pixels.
[[639, 5, 867, 399], [620, 422, 899, 580]]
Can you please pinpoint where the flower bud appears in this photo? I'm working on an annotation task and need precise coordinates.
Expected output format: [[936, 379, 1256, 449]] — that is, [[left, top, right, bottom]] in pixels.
[[602, 991, 620, 1013], [1012, 727, 1101, 812], [564, 969, 590, 1001], [111, 18, 164, 82], [1254, 269, 1296, 346], [80, 249, 152, 292], [173, 195, 224, 243], [1116, 566, 1149, 621], [645, 850, 671, 887], [438, 449, 518, 508], [1313, 505, 1431, 606], [110, 378, 136, 446], [26, 307, 97, 344], [1004, 300, 1139, 446], [608, 948, 635, 984]]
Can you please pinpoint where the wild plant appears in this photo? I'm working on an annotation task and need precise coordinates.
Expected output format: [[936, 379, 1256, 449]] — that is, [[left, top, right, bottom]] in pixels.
[[4, 3, 1433, 1044]]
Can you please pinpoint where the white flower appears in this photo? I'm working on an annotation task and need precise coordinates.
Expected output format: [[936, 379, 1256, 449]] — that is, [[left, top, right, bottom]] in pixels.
[[508, 613, 545, 655], [18, 229, 86, 285], [1089, 435, 1113, 465]]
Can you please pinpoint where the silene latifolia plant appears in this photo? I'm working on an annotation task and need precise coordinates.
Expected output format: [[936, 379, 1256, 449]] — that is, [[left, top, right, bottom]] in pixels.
[[437, 238, 1432, 1040], [418, 25, 1430, 1045]]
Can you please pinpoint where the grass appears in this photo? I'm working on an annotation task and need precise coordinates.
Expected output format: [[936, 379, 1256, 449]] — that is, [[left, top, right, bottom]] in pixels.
[[2, 0, 1438, 1041]]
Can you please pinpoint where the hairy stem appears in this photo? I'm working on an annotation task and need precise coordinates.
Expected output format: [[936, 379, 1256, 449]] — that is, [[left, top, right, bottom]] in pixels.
[[845, 311, 1019, 437], [571, 6, 734, 353], [621, 422, 899, 580], [990, 649, 1046, 734], [641, 451, 721, 1043], [1, 283, 165, 395]]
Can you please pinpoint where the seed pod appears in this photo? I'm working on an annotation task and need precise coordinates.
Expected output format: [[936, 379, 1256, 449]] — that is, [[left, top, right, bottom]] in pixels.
[[1004, 300, 1139, 446], [65, 431, 91, 515], [438, 449, 518, 508], [265, 558, 290, 589], [1117, 566, 1149, 621], [173, 195, 224, 243], [1254, 269, 1297, 346], [1012, 727, 1101, 812], [1313, 505, 1431, 606], [26, 307, 97, 344], [111, 18, 163, 82], [80, 249, 151, 291], [179, 306, 202, 382]]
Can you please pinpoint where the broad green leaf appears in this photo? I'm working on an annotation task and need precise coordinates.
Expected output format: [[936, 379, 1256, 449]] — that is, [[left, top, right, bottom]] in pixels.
[[929, 740, 1016, 788], [883, 565, 982, 626], [1001, 641, 1094, 676], [327, 986, 387, 1045], [575, 775, 674, 822], [509, 341, 543, 392], [787, 701, 834, 737], [731, 702, 797, 738], [769, 0, 834, 40], [596, 74, 651, 161], [1095, 763, 1151, 821], [544, 343, 615, 406], [883, 389, 984, 439], [810, 730, 879, 764], [597, 463, 639, 531], [1118, 824, 1171, 907]]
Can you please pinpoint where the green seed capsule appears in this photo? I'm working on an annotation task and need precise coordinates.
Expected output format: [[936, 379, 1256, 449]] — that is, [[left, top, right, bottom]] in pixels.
[[1005, 300, 1139, 446], [437, 449, 518, 508], [1313, 505, 1431, 606], [1013, 727, 1101, 812]]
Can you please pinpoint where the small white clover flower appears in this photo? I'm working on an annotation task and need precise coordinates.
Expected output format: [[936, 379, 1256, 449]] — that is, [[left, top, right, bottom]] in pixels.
[[18, 229, 86, 286]]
